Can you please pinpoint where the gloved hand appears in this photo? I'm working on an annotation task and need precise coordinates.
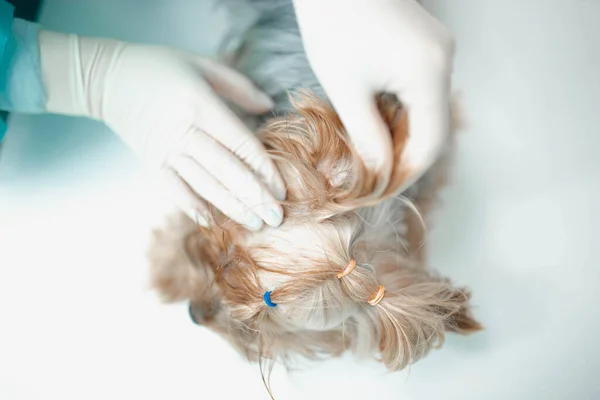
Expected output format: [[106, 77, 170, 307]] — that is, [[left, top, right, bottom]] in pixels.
[[293, 0, 455, 191], [38, 31, 286, 230]]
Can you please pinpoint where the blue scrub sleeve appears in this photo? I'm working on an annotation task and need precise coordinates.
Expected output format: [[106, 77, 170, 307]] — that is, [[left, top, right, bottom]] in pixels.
[[0, 0, 47, 141]]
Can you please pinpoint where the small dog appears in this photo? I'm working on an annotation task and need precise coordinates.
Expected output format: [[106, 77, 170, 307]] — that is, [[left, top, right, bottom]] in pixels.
[[148, 0, 480, 374]]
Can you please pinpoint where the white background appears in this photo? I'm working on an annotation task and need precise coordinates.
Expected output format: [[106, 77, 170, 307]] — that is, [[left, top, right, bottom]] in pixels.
[[1, 0, 599, 399]]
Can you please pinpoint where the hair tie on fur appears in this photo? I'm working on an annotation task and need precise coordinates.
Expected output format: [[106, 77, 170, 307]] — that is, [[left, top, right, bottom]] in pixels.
[[336, 259, 356, 279], [368, 286, 385, 306], [263, 291, 277, 308]]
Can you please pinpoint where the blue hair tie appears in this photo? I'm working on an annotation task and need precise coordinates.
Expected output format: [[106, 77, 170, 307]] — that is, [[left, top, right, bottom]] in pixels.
[[263, 291, 277, 308]]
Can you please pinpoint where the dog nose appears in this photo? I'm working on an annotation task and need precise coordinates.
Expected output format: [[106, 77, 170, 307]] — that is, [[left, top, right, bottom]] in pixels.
[[188, 303, 201, 325], [188, 301, 218, 325]]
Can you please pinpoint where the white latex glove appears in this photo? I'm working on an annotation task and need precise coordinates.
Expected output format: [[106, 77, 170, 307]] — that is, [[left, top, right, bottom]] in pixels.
[[293, 0, 455, 191], [37, 31, 286, 230]]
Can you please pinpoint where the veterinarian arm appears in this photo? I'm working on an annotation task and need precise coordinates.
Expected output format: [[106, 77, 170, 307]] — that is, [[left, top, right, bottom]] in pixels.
[[293, 0, 454, 191], [0, 1, 46, 135], [0, 1, 285, 230]]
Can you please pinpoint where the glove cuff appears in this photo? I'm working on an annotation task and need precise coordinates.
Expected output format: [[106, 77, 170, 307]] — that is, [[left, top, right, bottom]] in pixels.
[[39, 30, 125, 120]]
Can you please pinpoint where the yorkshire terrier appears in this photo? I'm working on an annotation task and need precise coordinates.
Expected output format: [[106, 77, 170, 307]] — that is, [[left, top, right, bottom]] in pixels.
[[148, 0, 481, 377]]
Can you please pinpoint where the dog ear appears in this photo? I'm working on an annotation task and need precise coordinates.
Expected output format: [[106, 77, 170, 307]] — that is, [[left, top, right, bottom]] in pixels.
[[441, 288, 484, 334], [148, 213, 217, 302]]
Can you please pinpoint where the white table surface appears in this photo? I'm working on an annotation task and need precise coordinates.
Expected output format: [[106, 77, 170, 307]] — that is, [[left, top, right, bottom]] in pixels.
[[1, 1, 599, 399]]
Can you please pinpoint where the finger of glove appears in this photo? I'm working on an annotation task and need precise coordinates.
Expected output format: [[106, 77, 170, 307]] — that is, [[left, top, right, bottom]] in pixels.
[[195, 57, 274, 114], [395, 77, 451, 189], [194, 94, 287, 203], [180, 128, 283, 228], [326, 85, 393, 195], [169, 155, 264, 231], [159, 168, 211, 227]]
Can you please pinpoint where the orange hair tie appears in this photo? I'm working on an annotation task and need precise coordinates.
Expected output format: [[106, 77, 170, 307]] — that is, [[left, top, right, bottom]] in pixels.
[[368, 286, 385, 306], [336, 259, 356, 279]]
